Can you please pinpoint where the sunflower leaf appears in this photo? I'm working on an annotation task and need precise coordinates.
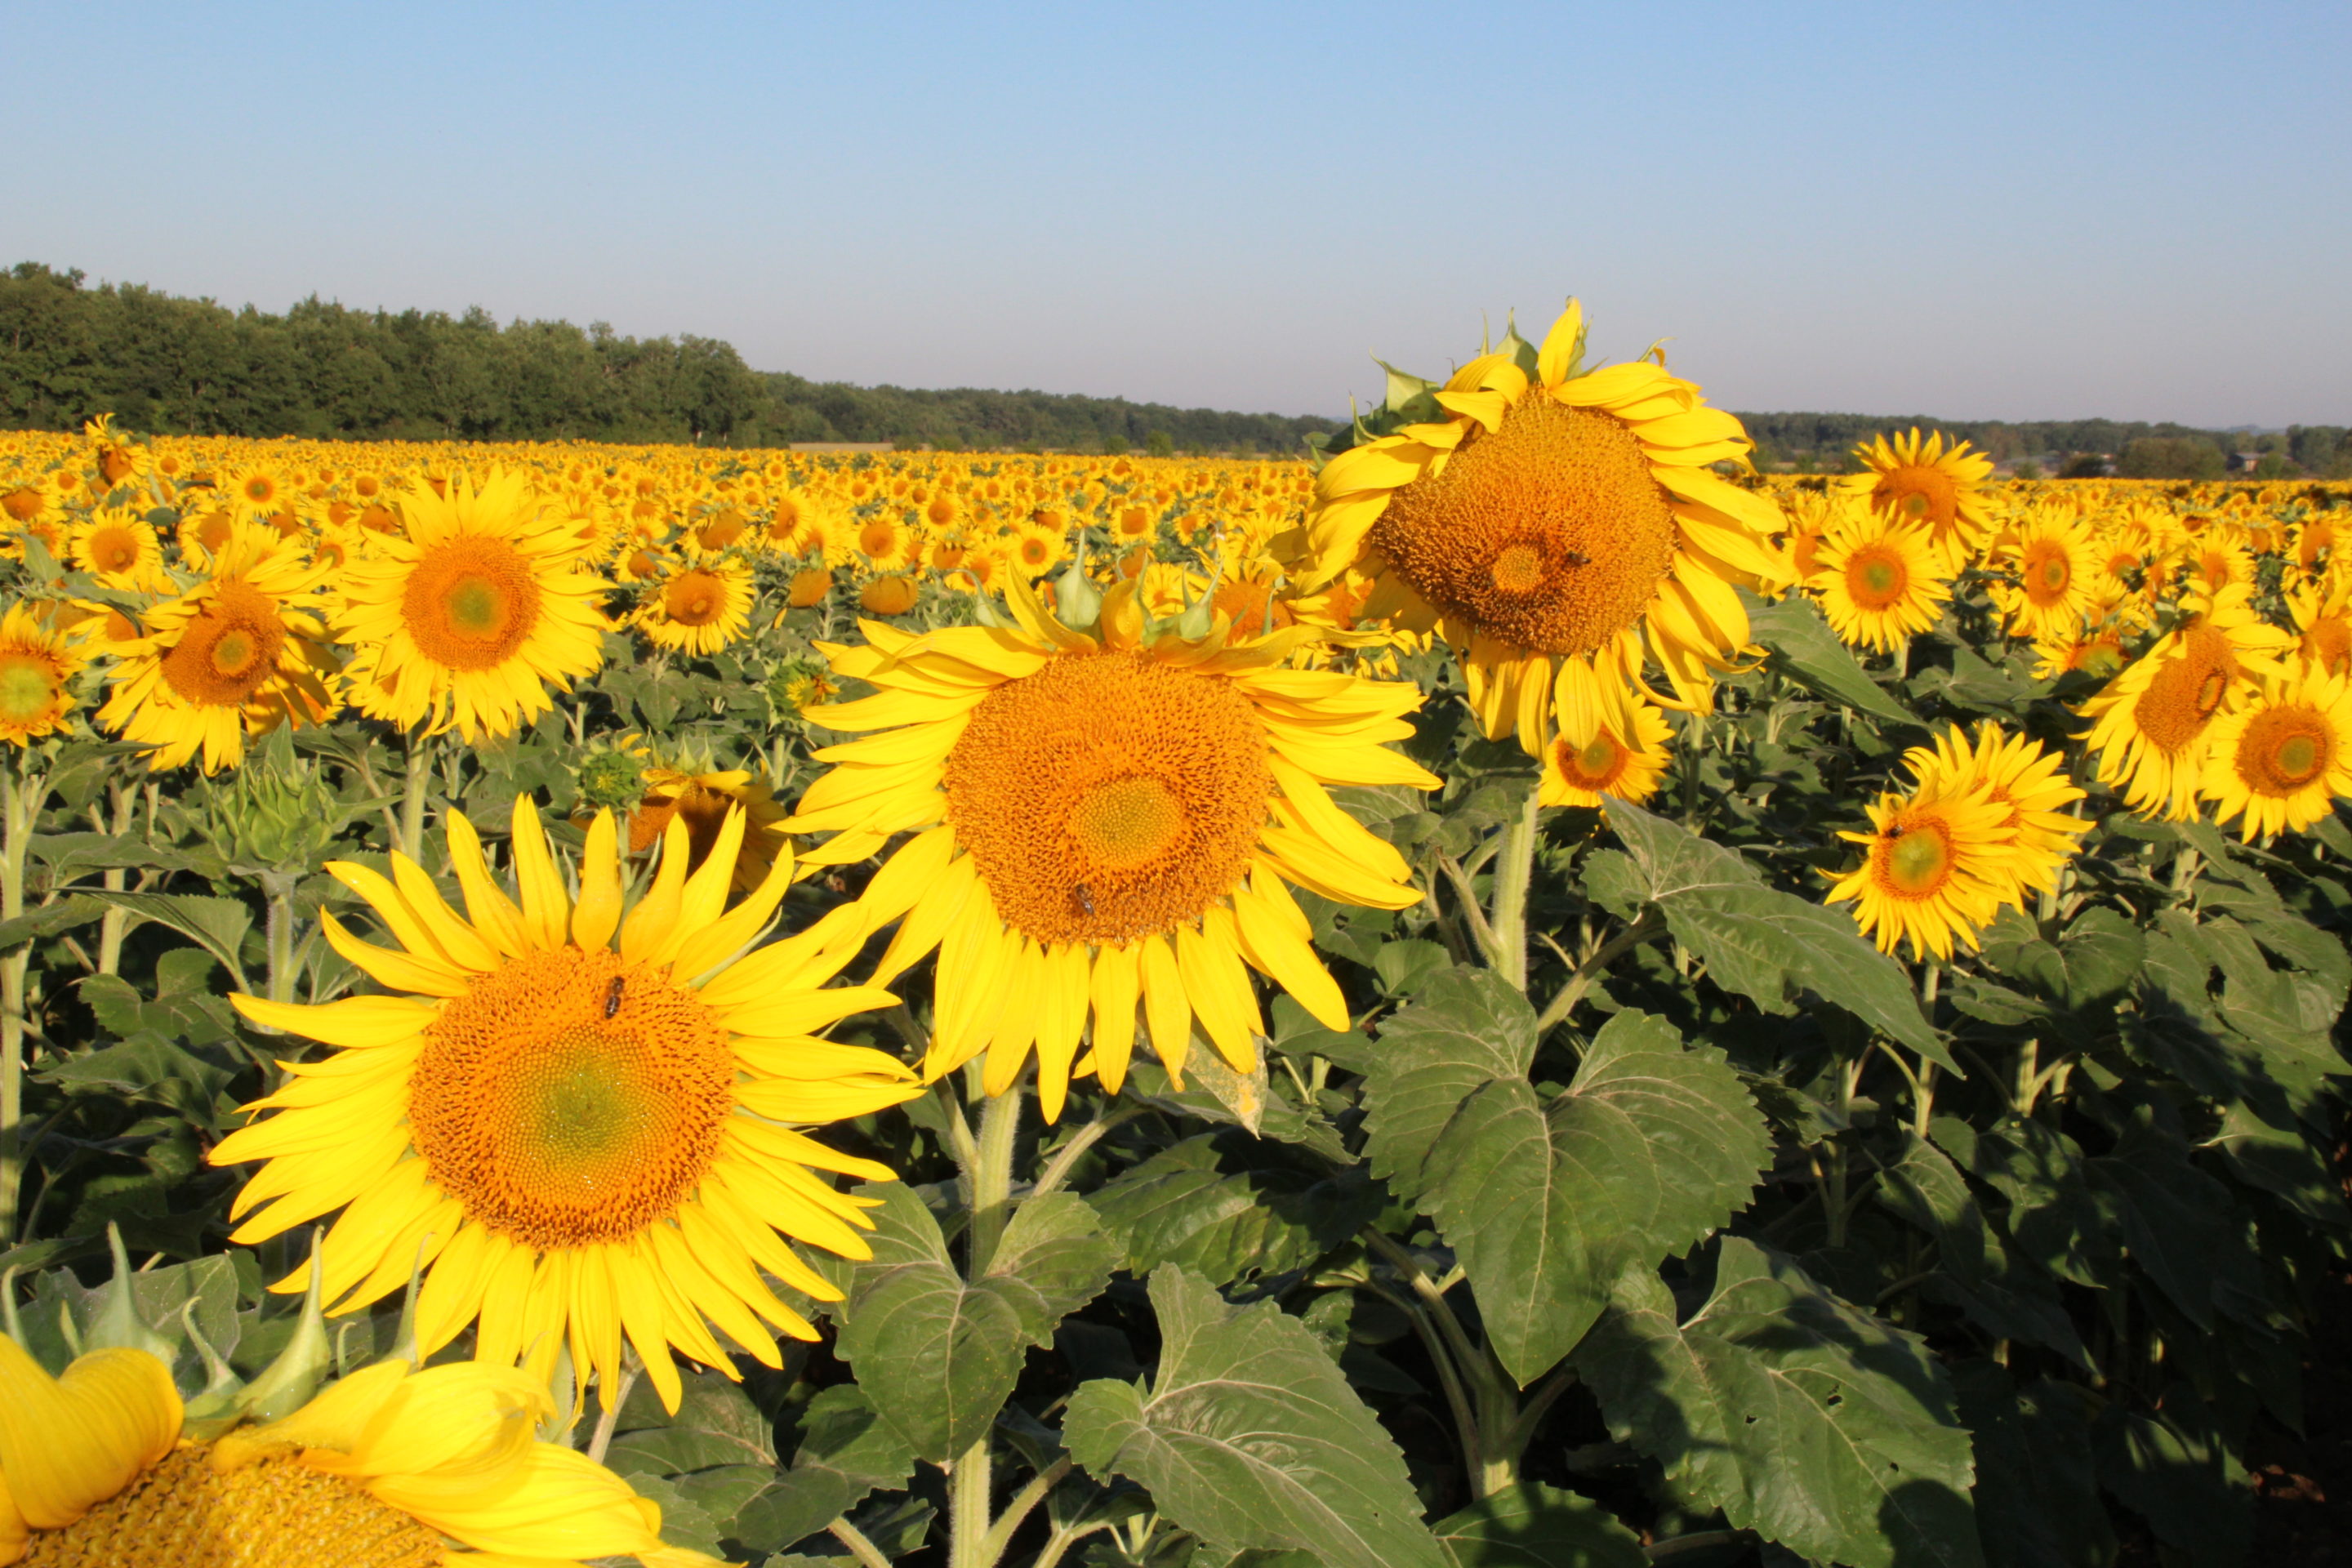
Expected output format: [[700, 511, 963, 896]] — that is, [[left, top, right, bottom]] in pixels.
[[1432, 1483, 1646, 1568], [1747, 594, 1922, 727], [730, 1385, 918, 1554], [1062, 1264, 1450, 1568], [1576, 1239, 1984, 1568]]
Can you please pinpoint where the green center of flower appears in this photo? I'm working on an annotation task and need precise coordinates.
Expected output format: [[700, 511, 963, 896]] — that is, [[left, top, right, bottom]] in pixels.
[[1884, 824, 1953, 895], [0, 654, 58, 725]]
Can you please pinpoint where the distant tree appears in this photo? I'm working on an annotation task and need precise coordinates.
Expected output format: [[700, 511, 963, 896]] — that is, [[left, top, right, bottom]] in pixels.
[[1144, 429, 1174, 457], [2116, 436, 2225, 480], [1102, 430, 1130, 457]]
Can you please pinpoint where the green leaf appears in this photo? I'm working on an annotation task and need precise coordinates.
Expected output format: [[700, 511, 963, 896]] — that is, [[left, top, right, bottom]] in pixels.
[[1577, 1239, 1984, 1568], [83, 891, 253, 991], [2083, 1107, 2236, 1331], [1088, 1134, 1379, 1288], [1432, 1484, 1645, 1568], [1604, 800, 1953, 1071], [731, 1386, 918, 1554], [1748, 595, 1921, 726], [1419, 1009, 1771, 1383], [2092, 1390, 2250, 1568], [1936, 1115, 2118, 1290], [1950, 1362, 2116, 1568], [1358, 968, 1533, 1199], [0, 893, 105, 949], [39, 1036, 236, 1129], [833, 1183, 1114, 1463], [1063, 1265, 1449, 1568]]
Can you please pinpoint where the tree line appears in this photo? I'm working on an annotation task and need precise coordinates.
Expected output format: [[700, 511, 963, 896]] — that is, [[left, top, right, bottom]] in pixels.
[[7, 262, 2343, 474]]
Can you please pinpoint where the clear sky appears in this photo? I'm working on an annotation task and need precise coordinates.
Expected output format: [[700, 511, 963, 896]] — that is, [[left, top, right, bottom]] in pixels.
[[7, 1, 2347, 426]]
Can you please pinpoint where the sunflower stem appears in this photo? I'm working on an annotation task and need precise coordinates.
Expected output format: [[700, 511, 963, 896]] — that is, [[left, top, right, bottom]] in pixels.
[[948, 1436, 996, 1568], [399, 728, 435, 863], [263, 870, 300, 1013], [966, 1078, 1022, 1276], [0, 760, 47, 1241], [1486, 785, 1543, 991]]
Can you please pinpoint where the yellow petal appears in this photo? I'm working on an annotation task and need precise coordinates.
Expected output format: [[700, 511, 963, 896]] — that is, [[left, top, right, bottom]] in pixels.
[[570, 808, 622, 951]]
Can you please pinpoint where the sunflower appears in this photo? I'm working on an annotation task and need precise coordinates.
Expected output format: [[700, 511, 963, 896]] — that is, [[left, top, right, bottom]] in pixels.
[[1840, 428, 1998, 568], [1300, 300, 1787, 755], [68, 510, 164, 589], [1809, 510, 1950, 654], [2080, 584, 2293, 820], [1990, 508, 2099, 643], [332, 470, 612, 742], [1825, 780, 2027, 960], [1539, 658, 1670, 809], [95, 523, 339, 774], [1901, 723, 2089, 907], [626, 763, 792, 894], [2200, 666, 2352, 840], [780, 577, 1438, 1121], [0, 1335, 719, 1567], [0, 602, 88, 746], [2289, 575, 2352, 676], [853, 512, 920, 574], [632, 557, 753, 655], [207, 795, 920, 1414]]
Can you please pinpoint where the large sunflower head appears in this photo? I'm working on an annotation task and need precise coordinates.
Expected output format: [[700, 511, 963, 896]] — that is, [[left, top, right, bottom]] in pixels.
[[779, 576, 1440, 1120], [1808, 507, 1951, 655], [330, 470, 612, 742], [2199, 666, 2352, 841], [0, 1334, 719, 1567], [1298, 300, 1788, 753], [1839, 428, 1998, 568], [92, 522, 339, 775], [2080, 584, 2295, 820], [0, 601, 89, 747], [208, 795, 918, 1414], [1824, 780, 2026, 961]]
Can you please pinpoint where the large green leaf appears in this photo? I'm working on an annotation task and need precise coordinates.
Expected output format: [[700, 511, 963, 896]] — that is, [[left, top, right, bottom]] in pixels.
[[1604, 800, 1953, 1070], [730, 1385, 917, 1555], [1577, 1239, 1984, 1568], [1417, 1009, 1770, 1383], [1432, 1484, 1645, 1568], [832, 1184, 1116, 1462], [1062, 1266, 1449, 1568], [1356, 967, 1535, 1199], [1748, 595, 1922, 726], [1951, 1361, 2116, 1568], [1087, 1134, 1380, 1288]]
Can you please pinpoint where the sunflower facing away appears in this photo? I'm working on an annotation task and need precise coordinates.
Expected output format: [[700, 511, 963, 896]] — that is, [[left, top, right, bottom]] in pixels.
[[780, 577, 1439, 1121], [1809, 508, 1951, 655], [1825, 776, 2033, 961], [332, 470, 612, 742], [207, 795, 919, 1414], [1841, 428, 1998, 568], [1902, 722, 2090, 909], [95, 521, 339, 774], [1298, 300, 1788, 752], [2080, 584, 2293, 821], [2199, 666, 2352, 840], [0, 602, 88, 746], [0, 1334, 716, 1567]]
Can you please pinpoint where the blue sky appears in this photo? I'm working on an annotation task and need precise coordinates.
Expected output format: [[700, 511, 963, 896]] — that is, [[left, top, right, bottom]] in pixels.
[[6, 1, 2347, 425]]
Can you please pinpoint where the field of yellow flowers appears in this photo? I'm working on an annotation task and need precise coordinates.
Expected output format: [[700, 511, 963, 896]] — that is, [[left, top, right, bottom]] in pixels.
[[3, 300, 2350, 1568]]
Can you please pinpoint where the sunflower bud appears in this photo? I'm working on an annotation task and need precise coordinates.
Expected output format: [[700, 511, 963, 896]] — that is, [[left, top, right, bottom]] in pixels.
[[576, 746, 649, 811], [197, 731, 346, 876]]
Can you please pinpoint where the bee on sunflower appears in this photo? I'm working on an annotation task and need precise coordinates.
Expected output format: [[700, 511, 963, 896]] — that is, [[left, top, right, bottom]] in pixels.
[[207, 795, 919, 1413], [1900, 723, 2090, 909], [1298, 300, 1788, 757], [779, 574, 1439, 1121], [1825, 770, 2038, 961]]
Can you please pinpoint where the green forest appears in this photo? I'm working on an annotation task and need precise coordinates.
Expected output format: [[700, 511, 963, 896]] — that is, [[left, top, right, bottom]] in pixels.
[[6, 261, 2348, 475]]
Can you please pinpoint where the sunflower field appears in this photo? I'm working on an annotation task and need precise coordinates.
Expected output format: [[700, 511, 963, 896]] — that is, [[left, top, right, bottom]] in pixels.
[[2, 301, 2350, 1568]]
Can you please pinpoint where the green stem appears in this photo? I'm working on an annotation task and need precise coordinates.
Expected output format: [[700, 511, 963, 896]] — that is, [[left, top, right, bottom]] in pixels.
[[947, 1076, 1022, 1568], [0, 762, 45, 1240], [263, 871, 300, 1010], [399, 728, 435, 863], [1485, 786, 1543, 991], [828, 1518, 895, 1568], [1534, 911, 1663, 1034], [947, 1435, 996, 1568]]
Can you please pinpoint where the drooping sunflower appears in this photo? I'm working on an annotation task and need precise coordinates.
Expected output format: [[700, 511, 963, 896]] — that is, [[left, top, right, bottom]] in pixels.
[[95, 522, 339, 774], [331, 470, 612, 742], [780, 577, 1439, 1120], [207, 795, 919, 1413], [1824, 780, 2029, 960], [1809, 510, 1950, 654], [0, 601, 88, 746], [1299, 301, 1788, 754], [1990, 507, 2100, 643], [632, 557, 753, 655], [2199, 666, 2352, 840], [2080, 584, 2294, 820], [1539, 657, 1671, 808], [1840, 428, 1998, 568], [0, 1335, 718, 1567], [626, 762, 792, 893], [1902, 723, 2090, 908]]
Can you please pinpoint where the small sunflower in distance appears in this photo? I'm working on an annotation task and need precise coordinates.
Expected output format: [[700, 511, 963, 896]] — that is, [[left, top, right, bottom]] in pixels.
[[782, 577, 1439, 1121], [1299, 300, 1788, 752], [95, 521, 339, 774], [1902, 723, 2090, 909], [1842, 428, 1998, 568], [1826, 777, 2029, 961], [332, 469, 612, 742], [634, 556, 753, 654], [208, 795, 918, 1414], [1810, 508, 1950, 654], [2200, 666, 2352, 840], [2080, 584, 2294, 821], [0, 1336, 719, 1567], [0, 602, 87, 746]]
